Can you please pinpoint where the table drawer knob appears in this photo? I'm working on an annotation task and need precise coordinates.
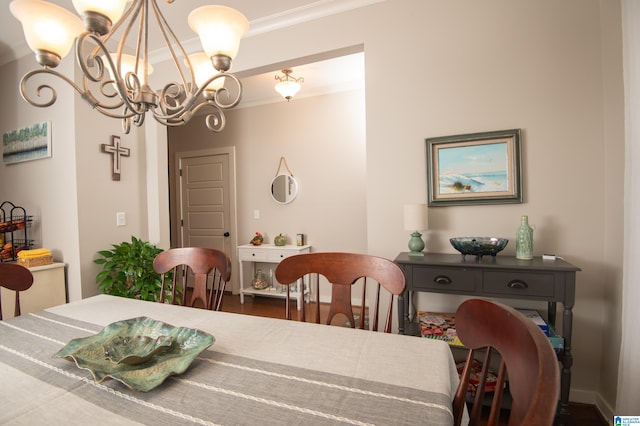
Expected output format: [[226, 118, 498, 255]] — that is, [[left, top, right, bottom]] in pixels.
[[434, 275, 452, 285], [507, 280, 528, 289]]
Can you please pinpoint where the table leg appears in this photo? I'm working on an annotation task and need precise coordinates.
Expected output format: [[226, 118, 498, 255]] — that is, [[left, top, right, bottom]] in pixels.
[[548, 301, 557, 328], [398, 291, 407, 334], [239, 261, 245, 305], [557, 302, 574, 426]]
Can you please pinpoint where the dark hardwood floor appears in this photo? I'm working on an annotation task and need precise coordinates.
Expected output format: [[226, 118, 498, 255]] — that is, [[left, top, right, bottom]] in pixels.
[[218, 293, 609, 425]]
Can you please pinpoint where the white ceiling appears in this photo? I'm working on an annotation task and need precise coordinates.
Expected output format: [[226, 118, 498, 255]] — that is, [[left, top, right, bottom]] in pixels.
[[1, 0, 372, 106]]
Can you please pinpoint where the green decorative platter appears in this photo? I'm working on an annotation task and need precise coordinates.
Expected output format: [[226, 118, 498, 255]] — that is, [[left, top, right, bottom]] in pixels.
[[103, 335, 174, 365], [53, 316, 214, 392]]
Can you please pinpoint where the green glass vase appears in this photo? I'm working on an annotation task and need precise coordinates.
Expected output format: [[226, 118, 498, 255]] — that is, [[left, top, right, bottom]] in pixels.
[[516, 215, 533, 260]]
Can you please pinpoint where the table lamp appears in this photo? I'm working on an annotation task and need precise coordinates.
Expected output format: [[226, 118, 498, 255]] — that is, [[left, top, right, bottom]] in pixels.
[[404, 204, 428, 256]]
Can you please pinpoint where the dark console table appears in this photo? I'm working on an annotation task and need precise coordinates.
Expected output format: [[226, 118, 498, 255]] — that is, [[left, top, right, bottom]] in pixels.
[[394, 252, 580, 425]]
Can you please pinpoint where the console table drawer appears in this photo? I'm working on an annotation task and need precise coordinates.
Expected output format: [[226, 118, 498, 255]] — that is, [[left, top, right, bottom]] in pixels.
[[238, 248, 297, 262], [412, 267, 478, 292], [483, 271, 554, 298]]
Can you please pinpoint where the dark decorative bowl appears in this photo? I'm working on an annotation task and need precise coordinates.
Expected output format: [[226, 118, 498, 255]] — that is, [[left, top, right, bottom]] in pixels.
[[449, 237, 509, 260]]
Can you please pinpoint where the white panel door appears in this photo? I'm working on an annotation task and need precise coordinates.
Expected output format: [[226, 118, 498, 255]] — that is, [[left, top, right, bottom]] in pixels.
[[178, 153, 231, 254]]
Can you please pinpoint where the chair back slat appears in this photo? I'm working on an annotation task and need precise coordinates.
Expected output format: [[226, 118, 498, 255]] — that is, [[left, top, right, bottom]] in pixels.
[[153, 247, 231, 310], [453, 299, 560, 426], [275, 252, 405, 333], [0, 263, 34, 320]]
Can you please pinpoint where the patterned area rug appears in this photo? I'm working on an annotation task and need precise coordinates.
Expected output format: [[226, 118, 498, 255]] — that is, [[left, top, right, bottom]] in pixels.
[[342, 313, 369, 329]]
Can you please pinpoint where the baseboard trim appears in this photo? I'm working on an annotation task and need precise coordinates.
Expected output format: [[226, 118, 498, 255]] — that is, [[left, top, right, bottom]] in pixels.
[[570, 389, 613, 425], [594, 393, 614, 425]]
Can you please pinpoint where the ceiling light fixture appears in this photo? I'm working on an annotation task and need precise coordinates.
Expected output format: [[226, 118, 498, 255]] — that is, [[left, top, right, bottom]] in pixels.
[[9, 0, 249, 133], [274, 68, 303, 101]]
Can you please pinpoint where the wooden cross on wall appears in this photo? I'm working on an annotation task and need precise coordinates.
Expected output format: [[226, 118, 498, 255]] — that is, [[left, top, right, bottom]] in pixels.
[[101, 135, 130, 181]]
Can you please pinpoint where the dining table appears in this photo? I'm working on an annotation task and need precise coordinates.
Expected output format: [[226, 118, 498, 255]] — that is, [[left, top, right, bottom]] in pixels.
[[0, 294, 464, 425]]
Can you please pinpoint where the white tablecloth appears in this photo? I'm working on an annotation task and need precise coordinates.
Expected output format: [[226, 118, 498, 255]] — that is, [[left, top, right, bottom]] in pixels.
[[0, 295, 462, 425]]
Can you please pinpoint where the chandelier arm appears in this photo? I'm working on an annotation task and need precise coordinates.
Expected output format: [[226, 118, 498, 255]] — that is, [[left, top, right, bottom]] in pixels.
[[211, 75, 243, 109], [204, 109, 226, 133], [188, 102, 227, 133], [150, 0, 195, 91], [103, 0, 141, 48], [151, 74, 242, 125], [75, 33, 106, 84], [19, 68, 83, 108], [155, 82, 189, 118], [151, 73, 241, 124], [18, 66, 137, 125], [137, 0, 148, 83], [115, 2, 143, 82], [76, 32, 149, 116]]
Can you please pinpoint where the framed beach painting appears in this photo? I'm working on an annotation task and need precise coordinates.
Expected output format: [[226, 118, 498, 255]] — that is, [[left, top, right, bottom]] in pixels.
[[426, 129, 522, 206], [2, 121, 52, 165]]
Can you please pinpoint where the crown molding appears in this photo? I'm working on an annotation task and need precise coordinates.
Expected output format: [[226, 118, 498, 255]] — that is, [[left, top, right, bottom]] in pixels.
[[149, 0, 384, 64]]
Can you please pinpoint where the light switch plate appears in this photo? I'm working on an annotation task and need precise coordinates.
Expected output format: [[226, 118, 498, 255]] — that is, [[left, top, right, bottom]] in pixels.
[[116, 212, 126, 227]]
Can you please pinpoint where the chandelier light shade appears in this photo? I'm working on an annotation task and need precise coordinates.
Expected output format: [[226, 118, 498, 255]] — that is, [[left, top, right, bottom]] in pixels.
[[106, 53, 154, 81], [187, 53, 225, 95], [188, 5, 249, 71], [72, 0, 129, 29], [404, 204, 428, 256], [10, 0, 249, 133], [275, 68, 304, 101], [9, 1, 85, 67]]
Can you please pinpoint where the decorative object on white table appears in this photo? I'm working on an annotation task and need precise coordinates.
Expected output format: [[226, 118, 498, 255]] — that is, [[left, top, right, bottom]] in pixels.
[[273, 234, 286, 246]]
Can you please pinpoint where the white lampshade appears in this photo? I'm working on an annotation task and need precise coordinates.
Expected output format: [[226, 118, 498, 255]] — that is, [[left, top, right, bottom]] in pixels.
[[188, 5, 249, 60], [404, 204, 428, 231], [10, 0, 84, 62], [275, 80, 302, 100], [103, 53, 153, 83], [187, 52, 225, 91], [72, 0, 128, 24]]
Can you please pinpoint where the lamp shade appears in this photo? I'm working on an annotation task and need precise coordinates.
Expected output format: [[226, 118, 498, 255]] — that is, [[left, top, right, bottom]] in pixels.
[[275, 80, 301, 100], [187, 52, 225, 91], [188, 5, 249, 60], [404, 204, 428, 231], [72, 0, 128, 24], [105, 53, 154, 81], [10, 0, 84, 62]]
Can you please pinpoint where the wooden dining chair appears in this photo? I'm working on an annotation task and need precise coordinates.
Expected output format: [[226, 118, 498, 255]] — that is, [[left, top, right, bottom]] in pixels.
[[274, 252, 406, 333], [0, 262, 34, 320], [153, 247, 231, 311], [453, 298, 560, 426]]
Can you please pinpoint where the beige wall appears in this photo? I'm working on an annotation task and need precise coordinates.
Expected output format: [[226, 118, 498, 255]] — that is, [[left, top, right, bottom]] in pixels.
[[0, 56, 83, 300], [0, 0, 625, 416], [0, 59, 149, 300], [168, 90, 368, 294], [164, 0, 622, 412]]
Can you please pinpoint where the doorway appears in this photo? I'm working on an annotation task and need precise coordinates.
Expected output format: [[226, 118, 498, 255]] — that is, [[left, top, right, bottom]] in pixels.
[[173, 147, 238, 292]]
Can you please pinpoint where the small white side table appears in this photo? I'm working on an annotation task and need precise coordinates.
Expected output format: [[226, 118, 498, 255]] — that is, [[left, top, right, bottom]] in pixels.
[[237, 244, 311, 310]]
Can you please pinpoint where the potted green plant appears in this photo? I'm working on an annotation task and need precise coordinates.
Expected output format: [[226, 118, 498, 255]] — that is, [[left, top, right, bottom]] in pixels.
[[94, 236, 168, 302]]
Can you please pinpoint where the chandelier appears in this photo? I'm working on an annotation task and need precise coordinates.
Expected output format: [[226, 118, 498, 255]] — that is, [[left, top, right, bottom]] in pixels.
[[9, 0, 249, 133], [274, 68, 303, 101]]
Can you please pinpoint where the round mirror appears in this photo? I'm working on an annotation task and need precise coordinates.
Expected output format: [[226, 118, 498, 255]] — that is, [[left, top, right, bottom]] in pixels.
[[270, 174, 299, 204]]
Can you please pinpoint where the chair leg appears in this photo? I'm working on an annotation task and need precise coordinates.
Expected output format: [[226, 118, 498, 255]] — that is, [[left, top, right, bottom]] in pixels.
[[14, 292, 21, 317]]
